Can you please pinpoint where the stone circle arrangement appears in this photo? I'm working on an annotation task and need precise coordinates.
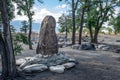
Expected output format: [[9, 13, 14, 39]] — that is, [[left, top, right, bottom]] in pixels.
[[16, 52, 77, 73]]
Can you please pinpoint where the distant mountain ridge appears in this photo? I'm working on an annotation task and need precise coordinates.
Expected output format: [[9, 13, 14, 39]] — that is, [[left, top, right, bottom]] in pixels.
[[10, 20, 41, 33]]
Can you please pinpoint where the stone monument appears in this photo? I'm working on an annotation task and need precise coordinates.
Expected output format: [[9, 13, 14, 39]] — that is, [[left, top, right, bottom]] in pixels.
[[36, 16, 58, 55]]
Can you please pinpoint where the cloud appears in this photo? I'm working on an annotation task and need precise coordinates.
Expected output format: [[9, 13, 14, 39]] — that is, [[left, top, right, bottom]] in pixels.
[[13, 4, 62, 24], [12, 3, 28, 21], [55, 4, 68, 9], [33, 8, 62, 23]]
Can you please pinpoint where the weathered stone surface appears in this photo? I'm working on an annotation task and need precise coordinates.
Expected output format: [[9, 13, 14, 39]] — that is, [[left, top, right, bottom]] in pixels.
[[19, 52, 69, 68], [18, 52, 77, 73], [71, 44, 80, 49], [114, 48, 120, 53], [68, 58, 76, 63], [16, 58, 26, 66], [22, 64, 48, 73], [49, 65, 65, 73], [97, 44, 110, 51], [36, 16, 58, 55], [63, 62, 76, 69], [80, 43, 96, 50]]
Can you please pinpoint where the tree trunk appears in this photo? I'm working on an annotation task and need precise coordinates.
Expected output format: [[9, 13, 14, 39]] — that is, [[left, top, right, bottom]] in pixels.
[[28, 18, 32, 49], [65, 16, 67, 42], [93, 27, 99, 43], [0, 34, 8, 79], [78, 8, 85, 44], [24, 0, 33, 50], [36, 16, 58, 55], [0, 0, 17, 78], [88, 21, 94, 43], [72, 0, 76, 45]]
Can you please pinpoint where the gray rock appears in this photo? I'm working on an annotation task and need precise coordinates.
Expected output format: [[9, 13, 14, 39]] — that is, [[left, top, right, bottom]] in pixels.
[[16, 58, 26, 66], [22, 64, 48, 73], [116, 40, 120, 42], [98, 44, 110, 51], [49, 65, 65, 73], [114, 48, 120, 53], [19, 60, 30, 69], [19, 52, 69, 68], [63, 62, 76, 69], [72, 44, 80, 49], [80, 43, 96, 50], [68, 58, 76, 63]]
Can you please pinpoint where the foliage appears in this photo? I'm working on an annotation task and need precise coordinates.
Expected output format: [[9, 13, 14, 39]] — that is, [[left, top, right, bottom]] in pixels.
[[13, 42, 23, 55], [15, 33, 29, 44], [13, 0, 35, 49], [12, 33, 29, 55], [20, 20, 29, 34], [10, 25, 28, 55], [58, 14, 72, 33], [109, 14, 120, 34]]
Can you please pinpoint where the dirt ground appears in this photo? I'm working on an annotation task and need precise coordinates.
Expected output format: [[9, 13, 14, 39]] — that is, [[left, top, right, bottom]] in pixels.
[[15, 46, 120, 80], [14, 34, 120, 80]]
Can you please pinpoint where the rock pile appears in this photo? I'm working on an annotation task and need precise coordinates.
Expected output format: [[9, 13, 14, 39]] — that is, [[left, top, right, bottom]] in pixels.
[[16, 52, 77, 73]]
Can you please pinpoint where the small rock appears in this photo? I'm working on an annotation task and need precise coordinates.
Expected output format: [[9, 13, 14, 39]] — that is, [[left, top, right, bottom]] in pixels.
[[22, 64, 48, 73], [68, 58, 76, 63], [102, 46, 110, 51], [71, 44, 80, 49], [116, 40, 120, 42], [16, 58, 26, 66], [49, 65, 65, 73], [63, 62, 76, 69], [97, 44, 110, 51], [19, 60, 31, 69], [114, 48, 120, 53]]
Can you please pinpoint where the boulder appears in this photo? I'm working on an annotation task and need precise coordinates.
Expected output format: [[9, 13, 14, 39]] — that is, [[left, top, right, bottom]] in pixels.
[[16, 58, 26, 66], [114, 48, 120, 53], [63, 62, 76, 69], [22, 64, 48, 73], [49, 65, 65, 73], [97, 44, 110, 51], [68, 58, 77, 63], [80, 43, 96, 50]]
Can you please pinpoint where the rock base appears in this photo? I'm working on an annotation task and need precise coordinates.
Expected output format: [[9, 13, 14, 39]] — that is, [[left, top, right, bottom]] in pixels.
[[16, 51, 77, 73]]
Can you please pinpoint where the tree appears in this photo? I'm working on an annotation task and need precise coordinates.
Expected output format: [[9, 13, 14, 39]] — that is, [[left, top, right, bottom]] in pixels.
[[14, 0, 35, 49], [109, 14, 120, 34], [94, 0, 119, 43], [58, 14, 72, 39], [0, 0, 17, 79], [59, 0, 79, 44], [77, 0, 87, 44], [20, 20, 29, 35]]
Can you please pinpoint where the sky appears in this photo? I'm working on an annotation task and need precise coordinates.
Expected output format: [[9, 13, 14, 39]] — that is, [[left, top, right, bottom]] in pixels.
[[12, 0, 68, 33], [11, 0, 120, 33]]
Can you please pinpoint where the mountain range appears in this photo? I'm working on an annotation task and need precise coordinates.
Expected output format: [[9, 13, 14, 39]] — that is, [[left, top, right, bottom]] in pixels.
[[10, 20, 41, 33]]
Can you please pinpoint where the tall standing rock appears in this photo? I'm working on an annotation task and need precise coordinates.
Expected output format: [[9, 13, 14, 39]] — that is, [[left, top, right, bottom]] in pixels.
[[36, 16, 58, 55]]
